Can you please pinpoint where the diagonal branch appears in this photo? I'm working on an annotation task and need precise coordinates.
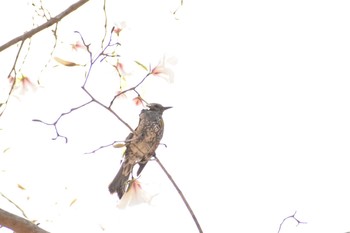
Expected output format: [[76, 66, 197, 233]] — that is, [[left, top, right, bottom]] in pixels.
[[0, 208, 49, 233], [0, 0, 89, 53], [154, 156, 203, 233], [82, 86, 135, 133]]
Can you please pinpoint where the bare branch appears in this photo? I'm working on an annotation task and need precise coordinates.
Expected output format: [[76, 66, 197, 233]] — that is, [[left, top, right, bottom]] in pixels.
[[154, 156, 203, 233], [108, 72, 151, 108], [75, 29, 119, 87], [32, 28, 137, 141], [0, 40, 26, 117], [277, 211, 306, 233], [74, 30, 135, 132], [0, 208, 49, 233], [33, 24, 162, 142], [0, 0, 89, 52], [32, 118, 68, 143], [81, 86, 135, 133], [84, 140, 122, 154], [32, 100, 94, 142]]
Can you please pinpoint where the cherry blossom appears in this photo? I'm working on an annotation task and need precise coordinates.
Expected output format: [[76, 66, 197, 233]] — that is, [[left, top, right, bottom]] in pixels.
[[151, 56, 176, 83], [117, 179, 153, 209]]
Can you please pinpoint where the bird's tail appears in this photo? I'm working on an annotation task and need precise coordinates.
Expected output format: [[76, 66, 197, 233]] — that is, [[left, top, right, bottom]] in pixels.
[[108, 161, 132, 199]]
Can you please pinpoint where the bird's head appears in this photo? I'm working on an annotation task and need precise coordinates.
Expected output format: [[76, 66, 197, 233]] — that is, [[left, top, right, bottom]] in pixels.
[[146, 103, 172, 113]]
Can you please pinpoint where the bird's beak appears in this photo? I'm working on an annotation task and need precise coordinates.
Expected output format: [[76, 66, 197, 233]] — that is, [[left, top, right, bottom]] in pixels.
[[163, 106, 172, 110]]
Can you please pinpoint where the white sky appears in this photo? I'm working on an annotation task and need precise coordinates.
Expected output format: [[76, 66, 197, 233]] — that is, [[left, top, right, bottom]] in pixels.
[[1, 0, 350, 233]]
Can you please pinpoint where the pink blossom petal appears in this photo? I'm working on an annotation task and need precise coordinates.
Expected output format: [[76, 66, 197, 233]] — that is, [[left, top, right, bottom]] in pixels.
[[118, 179, 153, 209]]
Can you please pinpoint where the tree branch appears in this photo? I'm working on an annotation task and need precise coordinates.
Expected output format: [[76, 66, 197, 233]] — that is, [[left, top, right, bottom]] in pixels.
[[32, 29, 153, 140], [32, 100, 94, 143], [0, 0, 89, 53], [154, 156, 203, 233], [84, 140, 121, 154], [277, 211, 306, 233], [0, 208, 49, 233], [0, 40, 26, 117]]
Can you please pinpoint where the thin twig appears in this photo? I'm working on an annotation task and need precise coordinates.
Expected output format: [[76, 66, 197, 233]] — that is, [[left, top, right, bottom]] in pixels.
[[33, 26, 155, 141], [101, 0, 108, 49], [32, 118, 68, 142], [0, 40, 26, 117], [154, 156, 203, 233], [0, 192, 28, 219], [75, 30, 134, 132], [277, 211, 306, 233], [85, 140, 122, 154], [33, 100, 94, 142], [108, 72, 151, 108], [32, 28, 138, 140], [38, 23, 59, 82], [81, 86, 135, 133], [74, 30, 119, 87]]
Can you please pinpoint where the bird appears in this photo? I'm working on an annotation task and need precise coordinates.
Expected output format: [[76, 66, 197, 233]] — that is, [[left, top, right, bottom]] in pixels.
[[108, 103, 172, 199]]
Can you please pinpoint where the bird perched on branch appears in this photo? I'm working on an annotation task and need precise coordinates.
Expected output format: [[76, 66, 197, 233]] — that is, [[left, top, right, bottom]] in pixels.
[[108, 103, 172, 199]]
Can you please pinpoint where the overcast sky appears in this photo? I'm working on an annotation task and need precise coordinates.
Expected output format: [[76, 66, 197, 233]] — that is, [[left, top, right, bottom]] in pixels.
[[1, 0, 350, 233]]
